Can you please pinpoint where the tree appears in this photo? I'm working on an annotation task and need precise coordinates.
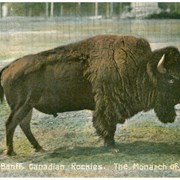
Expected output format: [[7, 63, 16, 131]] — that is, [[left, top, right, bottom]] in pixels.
[[0, 3, 2, 17]]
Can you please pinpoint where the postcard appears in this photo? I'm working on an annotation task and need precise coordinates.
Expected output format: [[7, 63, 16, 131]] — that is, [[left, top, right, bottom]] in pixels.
[[0, 1, 179, 178]]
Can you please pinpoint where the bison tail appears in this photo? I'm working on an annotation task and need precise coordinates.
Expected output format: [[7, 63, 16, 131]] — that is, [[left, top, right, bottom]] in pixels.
[[0, 70, 4, 103]]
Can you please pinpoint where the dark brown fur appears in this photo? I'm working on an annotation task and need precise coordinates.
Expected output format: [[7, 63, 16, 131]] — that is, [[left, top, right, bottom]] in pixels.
[[0, 35, 180, 155]]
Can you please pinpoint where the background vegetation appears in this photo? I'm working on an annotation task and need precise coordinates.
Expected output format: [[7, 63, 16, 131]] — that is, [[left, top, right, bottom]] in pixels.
[[0, 2, 179, 18]]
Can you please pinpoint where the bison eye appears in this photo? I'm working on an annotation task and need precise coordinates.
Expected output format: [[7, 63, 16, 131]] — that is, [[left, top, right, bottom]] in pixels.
[[168, 79, 175, 84], [170, 74, 179, 81], [167, 75, 179, 84]]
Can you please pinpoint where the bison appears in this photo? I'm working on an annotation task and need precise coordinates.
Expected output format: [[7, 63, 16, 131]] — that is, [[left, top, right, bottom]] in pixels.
[[0, 35, 180, 156]]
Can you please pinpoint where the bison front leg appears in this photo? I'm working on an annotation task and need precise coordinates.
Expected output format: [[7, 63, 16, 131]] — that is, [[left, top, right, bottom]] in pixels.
[[103, 126, 116, 148], [93, 114, 117, 149], [92, 89, 120, 150]]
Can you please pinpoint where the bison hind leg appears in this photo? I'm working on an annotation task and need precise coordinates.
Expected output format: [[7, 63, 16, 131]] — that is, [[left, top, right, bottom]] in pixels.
[[19, 109, 44, 152], [5, 103, 32, 156]]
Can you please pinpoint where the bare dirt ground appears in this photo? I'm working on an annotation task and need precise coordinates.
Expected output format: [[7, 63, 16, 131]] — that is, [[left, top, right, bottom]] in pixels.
[[0, 17, 179, 178]]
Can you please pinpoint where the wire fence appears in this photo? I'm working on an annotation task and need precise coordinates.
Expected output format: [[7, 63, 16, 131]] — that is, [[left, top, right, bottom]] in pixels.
[[0, 3, 180, 67]]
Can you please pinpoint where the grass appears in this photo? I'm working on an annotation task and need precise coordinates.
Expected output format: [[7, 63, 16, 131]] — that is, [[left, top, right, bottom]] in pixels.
[[0, 102, 179, 177]]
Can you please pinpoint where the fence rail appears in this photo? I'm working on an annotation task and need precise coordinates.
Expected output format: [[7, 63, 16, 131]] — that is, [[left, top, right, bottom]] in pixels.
[[0, 16, 179, 67]]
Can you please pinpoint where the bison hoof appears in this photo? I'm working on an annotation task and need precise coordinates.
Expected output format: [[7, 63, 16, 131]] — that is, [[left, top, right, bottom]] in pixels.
[[109, 148, 119, 154], [5, 150, 17, 156], [104, 138, 115, 148], [35, 148, 46, 153]]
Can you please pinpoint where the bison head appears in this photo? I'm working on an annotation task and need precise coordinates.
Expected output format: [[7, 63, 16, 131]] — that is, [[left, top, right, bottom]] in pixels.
[[149, 47, 180, 123]]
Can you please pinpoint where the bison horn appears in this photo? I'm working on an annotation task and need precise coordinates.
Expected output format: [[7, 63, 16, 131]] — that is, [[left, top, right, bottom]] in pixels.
[[157, 54, 167, 74]]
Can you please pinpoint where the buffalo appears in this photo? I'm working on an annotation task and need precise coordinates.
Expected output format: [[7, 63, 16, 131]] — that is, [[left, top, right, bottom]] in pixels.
[[0, 35, 180, 156]]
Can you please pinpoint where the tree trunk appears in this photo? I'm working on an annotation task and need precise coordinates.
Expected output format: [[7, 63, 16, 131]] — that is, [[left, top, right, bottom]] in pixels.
[[50, 2, 54, 17], [0, 3, 2, 18], [95, 2, 98, 17], [45, 2, 49, 17]]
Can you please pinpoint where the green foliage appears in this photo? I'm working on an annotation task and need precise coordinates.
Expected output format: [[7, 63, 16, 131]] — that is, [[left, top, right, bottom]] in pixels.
[[159, 2, 180, 13], [8, 3, 46, 16], [4, 2, 180, 18]]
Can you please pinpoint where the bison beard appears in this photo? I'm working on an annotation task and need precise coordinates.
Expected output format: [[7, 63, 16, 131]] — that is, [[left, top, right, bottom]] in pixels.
[[154, 93, 176, 123], [0, 35, 180, 155]]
